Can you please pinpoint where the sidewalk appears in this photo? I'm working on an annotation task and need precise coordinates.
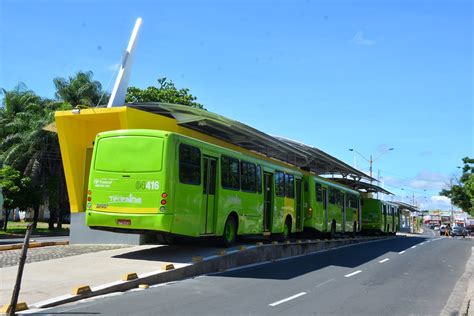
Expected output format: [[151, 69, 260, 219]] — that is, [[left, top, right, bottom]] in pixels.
[[0, 243, 222, 307]]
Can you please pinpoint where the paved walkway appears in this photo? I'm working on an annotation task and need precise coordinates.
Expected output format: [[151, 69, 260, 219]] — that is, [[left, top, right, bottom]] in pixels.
[[0, 243, 222, 306], [1, 244, 128, 268]]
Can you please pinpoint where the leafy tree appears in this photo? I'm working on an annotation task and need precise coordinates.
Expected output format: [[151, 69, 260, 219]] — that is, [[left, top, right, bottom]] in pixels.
[[53, 71, 109, 107], [0, 166, 32, 231], [0, 85, 69, 229], [126, 78, 204, 109], [440, 157, 474, 215]]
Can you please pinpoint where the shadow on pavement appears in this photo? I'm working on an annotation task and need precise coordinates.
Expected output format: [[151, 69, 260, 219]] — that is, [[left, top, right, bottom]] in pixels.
[[215, 236, 430, 280], [113, 241, 225, 263]]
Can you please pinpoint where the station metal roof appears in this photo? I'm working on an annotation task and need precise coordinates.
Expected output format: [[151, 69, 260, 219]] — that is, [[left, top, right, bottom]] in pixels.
[[128, 102, 375, 181], [391, 201, 420, 212], [327, 177, 393, 195]]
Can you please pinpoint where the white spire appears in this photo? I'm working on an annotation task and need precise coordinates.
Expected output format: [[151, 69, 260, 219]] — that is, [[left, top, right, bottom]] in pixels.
[[107, 17, 142, 107]]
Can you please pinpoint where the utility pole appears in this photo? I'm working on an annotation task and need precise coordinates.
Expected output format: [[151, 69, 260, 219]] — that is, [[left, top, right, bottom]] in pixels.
[[348, 148, 394, 183]]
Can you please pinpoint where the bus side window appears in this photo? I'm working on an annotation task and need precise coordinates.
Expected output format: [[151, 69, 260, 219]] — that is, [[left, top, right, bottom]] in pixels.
[[256, 165, 262, 193], [275, 171, 285, 197], [179, 144, 201, 185], [285, 174, 294, 198], [221, 156, 240, 190], [241, 161, 257, 192], [315, 183, 323, 202]]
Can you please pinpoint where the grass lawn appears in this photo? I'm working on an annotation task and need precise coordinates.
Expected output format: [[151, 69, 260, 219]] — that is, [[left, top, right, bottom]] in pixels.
[[0, 221, 70, 238]]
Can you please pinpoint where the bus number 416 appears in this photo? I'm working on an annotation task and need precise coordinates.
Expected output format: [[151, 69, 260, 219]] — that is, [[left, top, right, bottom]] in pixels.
[[136, 181, 160, 190]]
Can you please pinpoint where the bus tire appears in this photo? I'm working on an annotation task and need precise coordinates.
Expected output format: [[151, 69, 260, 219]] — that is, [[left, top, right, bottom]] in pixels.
[[330, 220, 336, 239], [220, 215, 237, 247], [282, 217, 291, 241], [163, 234, 175, 245]]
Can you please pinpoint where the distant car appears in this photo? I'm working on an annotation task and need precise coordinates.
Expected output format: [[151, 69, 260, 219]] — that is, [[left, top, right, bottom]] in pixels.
[[439, 225, 446, 235], [450, 226, 468, 237], [466, 226, 474, 236]]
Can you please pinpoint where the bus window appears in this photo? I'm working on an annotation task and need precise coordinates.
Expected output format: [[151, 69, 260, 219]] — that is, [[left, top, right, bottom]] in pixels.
[[275, 171, 285, 197], [221, 156, 240, 190], [241, 161, 257, 192], [329, 188, 338, 204], [315, 183, 323, 202], [285, 174, 294, 198], [179, 144, 201, 185], [256, 165, 262, 193]]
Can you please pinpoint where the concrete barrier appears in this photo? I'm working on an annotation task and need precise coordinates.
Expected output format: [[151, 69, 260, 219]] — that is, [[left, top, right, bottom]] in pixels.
[[0, 241, 69, 251], [32, 236, 394, 309]]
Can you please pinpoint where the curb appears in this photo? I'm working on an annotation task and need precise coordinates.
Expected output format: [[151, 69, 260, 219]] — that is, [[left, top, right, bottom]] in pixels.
[[31, 236, 395, 309], [0, 241, 69, 251]]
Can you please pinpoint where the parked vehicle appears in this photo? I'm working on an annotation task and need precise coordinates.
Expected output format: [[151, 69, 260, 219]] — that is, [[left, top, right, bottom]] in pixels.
[[450, 226, 468, 237]]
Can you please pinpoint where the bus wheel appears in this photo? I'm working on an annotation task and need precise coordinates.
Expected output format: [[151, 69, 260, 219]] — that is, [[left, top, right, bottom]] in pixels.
[[330, 220, 336, 239], [282, 217, 291, 241], [163, 234, 175, 245], [220, 215, 237, 247]]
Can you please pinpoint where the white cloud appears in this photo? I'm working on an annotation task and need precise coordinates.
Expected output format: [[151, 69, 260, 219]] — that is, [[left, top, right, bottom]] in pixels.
[[351, 31, 375, 46], [422, 195, 454, 211], [409, 171, 449, 191]]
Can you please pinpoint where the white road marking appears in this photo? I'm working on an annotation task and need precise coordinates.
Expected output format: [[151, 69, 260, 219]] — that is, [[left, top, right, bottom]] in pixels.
[[269, 292, 307, 307], [399, 250, 406, 254], [411, 245, 417, 249], [379, 258, 390, 263], [315, 279, 335, 288], [420, 243, 425, 245], [426, 240, 430, 243], [345, 270, 362, 278]]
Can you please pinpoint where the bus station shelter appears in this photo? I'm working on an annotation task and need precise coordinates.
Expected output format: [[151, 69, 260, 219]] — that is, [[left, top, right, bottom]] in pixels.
[[54, 103, 374, 244]]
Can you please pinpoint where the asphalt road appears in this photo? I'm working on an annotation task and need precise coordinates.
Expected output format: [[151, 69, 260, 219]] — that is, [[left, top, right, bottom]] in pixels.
[[33, 233, 472, 315]]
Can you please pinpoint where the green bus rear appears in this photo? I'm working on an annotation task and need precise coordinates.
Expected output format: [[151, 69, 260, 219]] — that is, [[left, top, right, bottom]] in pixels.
[[86, 129, 305, 243]]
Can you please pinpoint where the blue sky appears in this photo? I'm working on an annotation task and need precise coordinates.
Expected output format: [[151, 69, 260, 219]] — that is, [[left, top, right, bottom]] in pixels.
[[1, 0, 472, 210]]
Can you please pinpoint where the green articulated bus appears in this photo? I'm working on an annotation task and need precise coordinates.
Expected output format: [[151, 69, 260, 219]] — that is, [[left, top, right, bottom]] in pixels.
[[304, 177, 360, 237], [361, 198, 399, 235], [86, 129, 309, 246]]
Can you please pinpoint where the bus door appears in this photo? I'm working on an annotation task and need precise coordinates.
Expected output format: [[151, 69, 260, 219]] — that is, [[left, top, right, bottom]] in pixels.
[[295, 178, 303, 231], [342, 194, 346, 232], [382, 205, 387, 232], [202, 156, 217, 234], [263, 172, 273, 232], [322, 187, 328, 231]]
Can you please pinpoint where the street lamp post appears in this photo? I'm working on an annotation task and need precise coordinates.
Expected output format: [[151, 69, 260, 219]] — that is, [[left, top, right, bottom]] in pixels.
[[348, 148, 394, 179]]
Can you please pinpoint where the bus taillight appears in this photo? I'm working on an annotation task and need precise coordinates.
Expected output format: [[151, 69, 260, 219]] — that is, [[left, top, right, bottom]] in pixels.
[[161, 192, 168, 198], [88, 190, 92, 195], [161, 199, 167, 205]]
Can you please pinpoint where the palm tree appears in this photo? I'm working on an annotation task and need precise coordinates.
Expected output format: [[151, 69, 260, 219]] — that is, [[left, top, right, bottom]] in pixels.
[[53, 71, 109, 107]]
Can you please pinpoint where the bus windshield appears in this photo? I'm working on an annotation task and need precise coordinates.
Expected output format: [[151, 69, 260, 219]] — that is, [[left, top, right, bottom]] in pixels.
[[94, 136, 164, 173]]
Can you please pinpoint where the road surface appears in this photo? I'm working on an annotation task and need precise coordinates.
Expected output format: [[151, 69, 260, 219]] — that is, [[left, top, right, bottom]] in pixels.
[[32, 233, 472, 315]]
